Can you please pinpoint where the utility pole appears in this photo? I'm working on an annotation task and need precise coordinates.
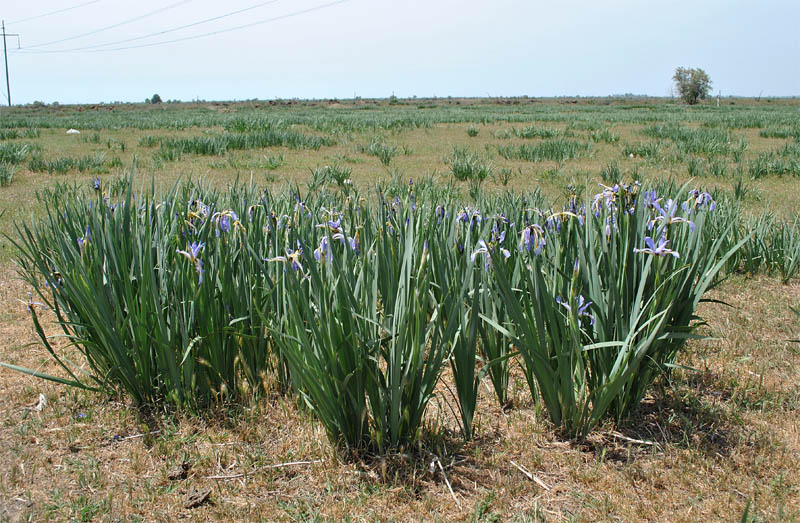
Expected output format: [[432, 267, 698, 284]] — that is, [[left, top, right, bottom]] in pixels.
[[2, 21, 19, 107]]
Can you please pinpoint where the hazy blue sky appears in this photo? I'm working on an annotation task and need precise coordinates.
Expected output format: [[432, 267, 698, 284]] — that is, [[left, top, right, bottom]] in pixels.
[[3, 0, 798, 105]]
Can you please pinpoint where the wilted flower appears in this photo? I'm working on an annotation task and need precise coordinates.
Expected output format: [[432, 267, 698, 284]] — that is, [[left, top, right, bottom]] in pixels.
[[314, 236, 333, 264], [348, 231, 360, 255], [266, 241, 304, 272], [212, 210, 243, 236], [45, 269, 63, 289], [435, 205, 446, 224], [520, 224, 545, 254], [187, 199, 211, 221]]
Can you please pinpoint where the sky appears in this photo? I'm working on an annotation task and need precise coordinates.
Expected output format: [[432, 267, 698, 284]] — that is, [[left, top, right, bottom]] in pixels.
[[2, 0, 798, 105]]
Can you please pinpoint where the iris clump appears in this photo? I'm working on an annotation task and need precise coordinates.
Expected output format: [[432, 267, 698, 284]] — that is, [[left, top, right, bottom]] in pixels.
[[5, 173, 754, 451]]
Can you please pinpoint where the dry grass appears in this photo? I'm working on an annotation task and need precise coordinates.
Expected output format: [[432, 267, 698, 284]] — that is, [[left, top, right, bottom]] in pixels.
[[0, 269, 798, 521], [1, 99, 799, 520]]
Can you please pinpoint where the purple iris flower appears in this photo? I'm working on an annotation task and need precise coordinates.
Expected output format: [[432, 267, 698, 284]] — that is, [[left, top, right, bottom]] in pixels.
[[348, 235, 359, 255], [651, 198, 695, 232], [177, 241, 206, 283], [687, 190, 716, 212], [642, 190, 660, 209], [314, 236, 333, 264], [556, 295, 595, 327], [212, 211, 239, 236], [520, 224, 545, 254], [77, 225, 91, 249], [491, 225, 506, 245], [26, 292, 47, 313], [317, 216, 343, 234], [633, 236, 680, 258]]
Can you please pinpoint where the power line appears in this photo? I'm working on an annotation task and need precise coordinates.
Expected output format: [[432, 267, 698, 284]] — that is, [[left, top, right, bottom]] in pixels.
[[16, 0, 283, 54], [95, 0, 351, 52], [22, 0, 196, 50], [8, 0, 105, 26]]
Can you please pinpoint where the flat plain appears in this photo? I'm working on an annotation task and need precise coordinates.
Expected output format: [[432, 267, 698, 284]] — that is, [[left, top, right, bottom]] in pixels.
[[0, 97, 799, 521]]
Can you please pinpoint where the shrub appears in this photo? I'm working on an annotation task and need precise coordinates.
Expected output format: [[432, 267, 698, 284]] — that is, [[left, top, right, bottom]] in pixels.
[[673, 67, 712, 105]]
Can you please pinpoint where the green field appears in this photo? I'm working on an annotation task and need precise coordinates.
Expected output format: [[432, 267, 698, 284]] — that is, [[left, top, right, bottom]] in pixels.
[[0, 97, 799, 521]]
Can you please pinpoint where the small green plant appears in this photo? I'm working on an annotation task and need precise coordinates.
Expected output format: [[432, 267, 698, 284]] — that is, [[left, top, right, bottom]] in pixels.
[[311, 164, 352, 188], [687, 156, 705, 177], [708, 160, 728, 178], [513, 125, 560, 139], [0, 142, 30, 164], [467, 125, 479, 137], [138, 135, 160, 147], [448, 147, 493, 182], [0, 162, 14, 187], [361, 137, 399, 166], [590, 129, 620, 144], [82, 132, 102, 145], [495, 167, 513, 186], [263, 153, 285, 170], [622, 142, 661, 159], [600, 162, 622, 184], [496, 140, 589, 163]]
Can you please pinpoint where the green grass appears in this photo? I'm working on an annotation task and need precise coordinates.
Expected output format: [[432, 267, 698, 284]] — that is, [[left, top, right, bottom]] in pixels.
[[448, 146, 493, 181], [0, 97, 799, 520], [360, 137, 400, 166], [0, 163, 14, 186], [496, 139, 590, 163]]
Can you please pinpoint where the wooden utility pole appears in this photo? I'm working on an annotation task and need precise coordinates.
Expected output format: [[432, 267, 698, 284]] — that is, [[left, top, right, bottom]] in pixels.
[[2, 21, 19, 107]]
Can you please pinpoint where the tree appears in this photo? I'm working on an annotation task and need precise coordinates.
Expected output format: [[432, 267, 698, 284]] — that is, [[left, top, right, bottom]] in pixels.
[[673, 67, 712, 105], [150, 93, 163, 104]]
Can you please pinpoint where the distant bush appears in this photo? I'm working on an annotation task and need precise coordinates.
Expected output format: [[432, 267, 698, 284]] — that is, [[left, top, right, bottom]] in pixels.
[[673, 67, 711, 105], [150, 93, 163, 104]]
